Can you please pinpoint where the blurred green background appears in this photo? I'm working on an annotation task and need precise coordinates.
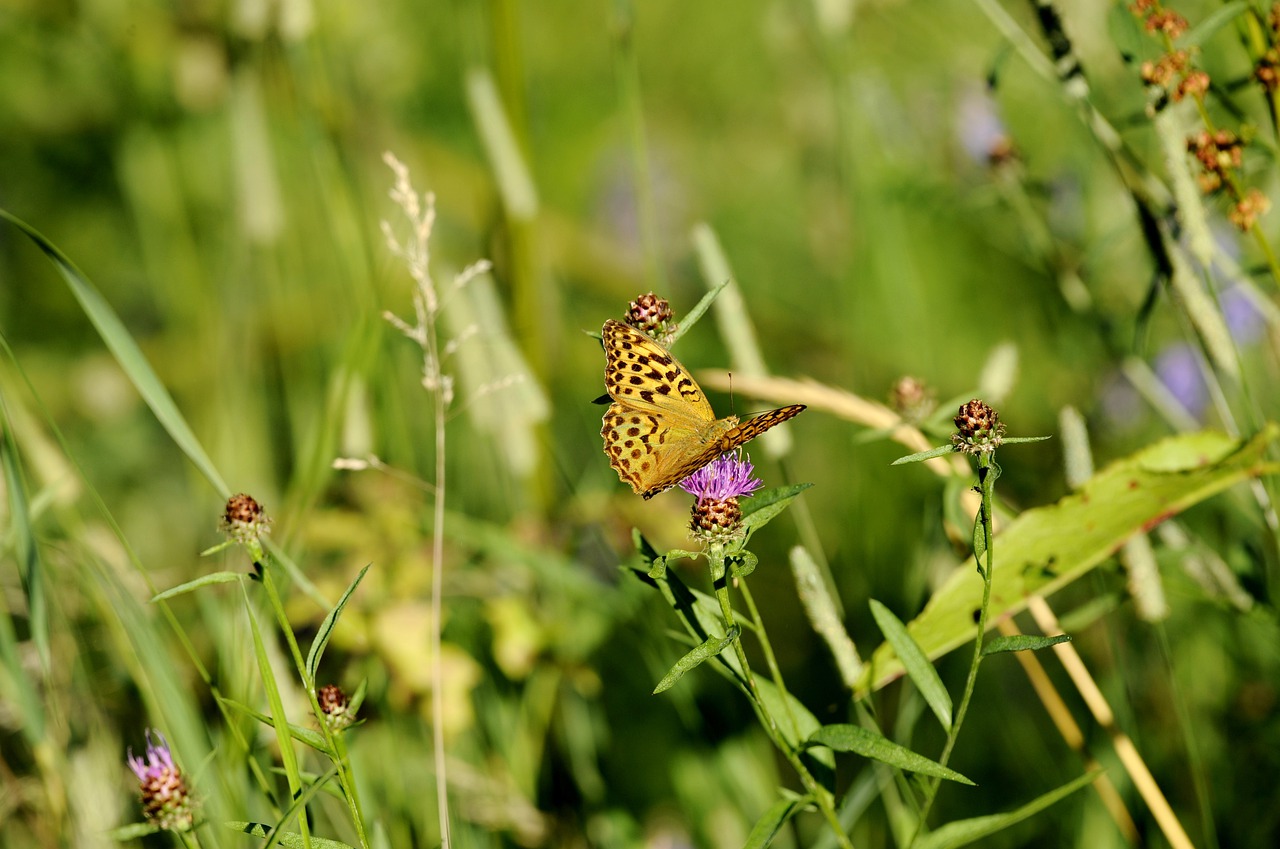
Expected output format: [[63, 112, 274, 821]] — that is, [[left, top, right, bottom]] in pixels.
[[2, 0, 1279, 847]]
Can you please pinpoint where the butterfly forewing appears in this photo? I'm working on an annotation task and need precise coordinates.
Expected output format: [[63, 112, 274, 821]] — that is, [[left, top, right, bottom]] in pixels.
[[599, 319, 806, 498]]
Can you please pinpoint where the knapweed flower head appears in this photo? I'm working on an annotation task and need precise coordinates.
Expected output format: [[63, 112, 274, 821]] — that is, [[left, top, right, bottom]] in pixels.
[[219, 493, 271, 547], [951, 399, 1006, 456], [681, 453, 762, 542], [127, 730, 195, 832], [626, 292, 677, 345], [317, 684, 357, 732]]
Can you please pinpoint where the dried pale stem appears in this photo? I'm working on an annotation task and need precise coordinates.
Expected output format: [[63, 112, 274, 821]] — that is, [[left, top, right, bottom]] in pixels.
[[1027, 597, 1195, 849], [996, 617, 1139, 842]]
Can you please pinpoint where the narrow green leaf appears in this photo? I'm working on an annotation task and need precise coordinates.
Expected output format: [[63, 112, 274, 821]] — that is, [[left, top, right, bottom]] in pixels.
[[917, 770, 1101, 849], [306, 564, 370, 683], [0, 210, 230, 496], [259, 761, 346, 849], [971, 510, 988, 564], [743, 795, 813, 849], [217, 696, 329, 751], [654, 626, 740, 693], [891, 445, 955, 465], [791, 546, 863, 688], [1182, 1, 1248, 47], [241, 584, 309, 838], [669, 278, 729, 345], [225, 822, 355, 849], [151, 571, 244, 602], [869, 600, 952, 732], [805, 724, 973, 784], [465, 68, 537, 220], [981, 634, 1071, 656], [0, 401, 48, 671], [755, 675, 834, 770], [107, 821, 163, 841], [729, 551, 757, 578]]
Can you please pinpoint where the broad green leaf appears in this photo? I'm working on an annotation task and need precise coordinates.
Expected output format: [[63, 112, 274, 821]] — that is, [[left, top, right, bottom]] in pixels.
[[804, 725, 973, 784], [743, 795, 813, 849], [151, 571, 244, 602], [916, 770, 1100, 849], [653, 626, 740, 693], [862, 428, 1277, 692], [0, 210, 230, 496], [869, 600, 952, 733], [306, 564, 370, 683], [981, 634, 1071, 657]]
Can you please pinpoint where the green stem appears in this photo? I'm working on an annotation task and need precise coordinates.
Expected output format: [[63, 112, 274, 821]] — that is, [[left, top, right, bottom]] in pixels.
[[707, 545, 856, 849], [909, 452, 997, 846], [737, 578, 801, 739]]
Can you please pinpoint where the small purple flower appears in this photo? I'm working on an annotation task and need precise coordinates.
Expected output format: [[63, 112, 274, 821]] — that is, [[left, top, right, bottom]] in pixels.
[[127, 730, 175, 783], [680, 454, 762, 502], [127, 729, 195, 832]]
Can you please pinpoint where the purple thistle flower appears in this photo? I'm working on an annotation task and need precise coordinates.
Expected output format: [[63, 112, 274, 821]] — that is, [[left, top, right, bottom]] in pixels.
[[127, 730, 175, 783], [127, 729, 196, 832], [680, 454, 763, 502]]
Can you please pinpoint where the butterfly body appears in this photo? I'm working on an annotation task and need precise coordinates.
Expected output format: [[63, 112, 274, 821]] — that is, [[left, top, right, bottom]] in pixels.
[[599, 319, 805, 498]]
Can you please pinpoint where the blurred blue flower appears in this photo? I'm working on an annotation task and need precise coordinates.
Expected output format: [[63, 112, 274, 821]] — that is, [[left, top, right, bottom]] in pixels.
[[956, 85, 1009, 165], [1154, 344, 1208, 419], [1221, 286, 1265, 344]]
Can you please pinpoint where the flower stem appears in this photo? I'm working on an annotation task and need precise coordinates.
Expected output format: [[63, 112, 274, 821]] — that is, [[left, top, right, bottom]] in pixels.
[[707, 546, 856, 849], [910, 452, 998, 845]]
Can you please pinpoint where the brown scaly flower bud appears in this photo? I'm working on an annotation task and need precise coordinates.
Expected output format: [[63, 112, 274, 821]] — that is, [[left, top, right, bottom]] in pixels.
[[1229, 188, 1271, 231], [889, 376, 936, 423], [220, 493, 271, 546], [1173, 70, 1210, 102], [1145, 10, 1189, 39], [317, 684, 357, 732], [1129, 0, 1157, 14], [1140, 51, 1189, 88], [625, 292, 678, 345], [952, 400, 1006, 456], [127, 731, 196, 832], [1256, 49, 1280, 91]]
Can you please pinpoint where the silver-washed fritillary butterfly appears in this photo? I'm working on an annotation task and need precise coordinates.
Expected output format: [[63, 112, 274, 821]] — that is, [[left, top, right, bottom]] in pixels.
[[599, 319, 806, 498]]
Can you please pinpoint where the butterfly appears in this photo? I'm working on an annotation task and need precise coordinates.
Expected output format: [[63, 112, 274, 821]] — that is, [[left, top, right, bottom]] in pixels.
[[599, 318, 806, 499]]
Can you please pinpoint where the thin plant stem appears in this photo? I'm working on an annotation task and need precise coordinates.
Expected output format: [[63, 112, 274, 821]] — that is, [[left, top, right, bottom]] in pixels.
[[909, 452, 997, 846], [707, 545, 856, 849], [737, 578, 801, 738], [430, 317, 451, 849]]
